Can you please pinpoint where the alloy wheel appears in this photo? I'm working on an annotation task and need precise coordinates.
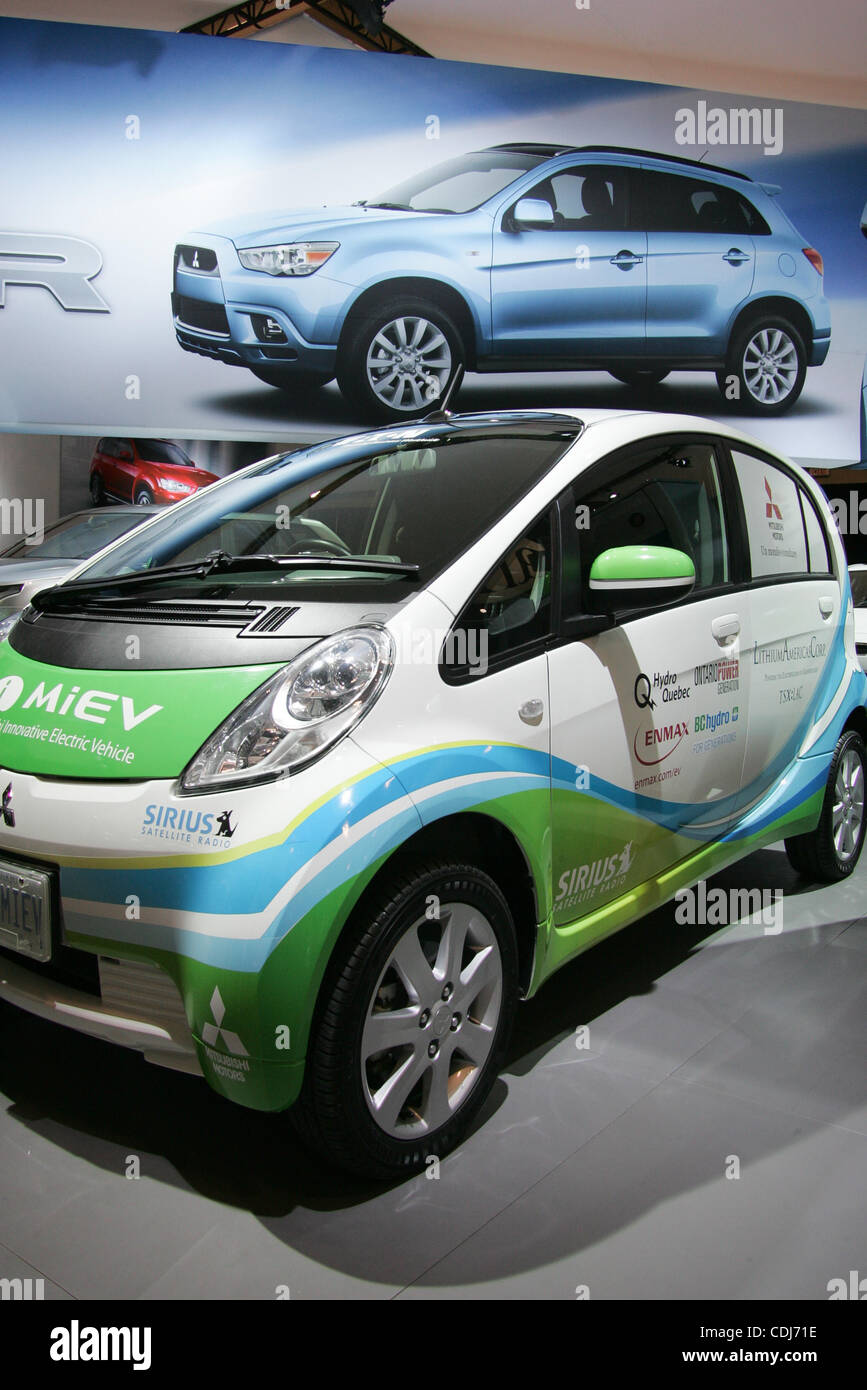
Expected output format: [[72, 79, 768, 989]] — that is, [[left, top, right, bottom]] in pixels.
[[361, 900, 503, 1138], [365, 315, 452, 413]]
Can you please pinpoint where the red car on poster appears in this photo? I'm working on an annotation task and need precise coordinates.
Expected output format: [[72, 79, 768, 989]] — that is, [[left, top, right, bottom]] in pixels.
[[89, 437, 219, 507]]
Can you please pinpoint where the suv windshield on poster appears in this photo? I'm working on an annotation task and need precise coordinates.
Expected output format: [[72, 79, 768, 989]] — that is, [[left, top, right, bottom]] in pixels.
[[0, 16, 865, 467]]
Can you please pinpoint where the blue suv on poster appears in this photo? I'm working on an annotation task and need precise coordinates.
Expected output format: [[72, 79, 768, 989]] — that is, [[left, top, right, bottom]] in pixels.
[[172, 143, 831, 421]]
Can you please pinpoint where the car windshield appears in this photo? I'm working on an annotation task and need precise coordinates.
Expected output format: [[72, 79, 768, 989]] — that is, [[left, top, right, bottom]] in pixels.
[[0, 511, 148, 561], [74, 426, 578, 600], [366, 149, 549, 215], [135, 440, 193, 467]]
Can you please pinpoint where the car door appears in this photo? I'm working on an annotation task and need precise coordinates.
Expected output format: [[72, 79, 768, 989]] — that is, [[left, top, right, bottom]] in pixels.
[[635, 168, 757, 360], [728, 445, 841, 811], [547, 435, 750, 930], [490, 162, 647, 360]]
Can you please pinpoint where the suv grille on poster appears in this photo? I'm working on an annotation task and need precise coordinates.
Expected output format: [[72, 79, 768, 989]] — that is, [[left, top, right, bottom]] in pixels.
[[0, 16, 865, 466]]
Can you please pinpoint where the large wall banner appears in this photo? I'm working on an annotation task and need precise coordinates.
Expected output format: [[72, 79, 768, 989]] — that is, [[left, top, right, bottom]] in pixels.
[[1, 17, 865, 464]]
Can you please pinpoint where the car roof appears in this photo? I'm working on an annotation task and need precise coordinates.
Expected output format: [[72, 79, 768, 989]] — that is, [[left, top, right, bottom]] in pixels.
[[488, 143, 754, 183]]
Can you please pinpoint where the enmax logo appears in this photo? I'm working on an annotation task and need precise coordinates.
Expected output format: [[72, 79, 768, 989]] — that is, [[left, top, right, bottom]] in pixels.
[[633, 721, 690, 766], [0, 675, 161, 731]]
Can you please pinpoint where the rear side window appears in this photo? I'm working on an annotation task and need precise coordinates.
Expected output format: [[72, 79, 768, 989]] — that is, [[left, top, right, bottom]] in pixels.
[[800, 488, 833, 574], [731, 450, 821, 578], [632, 170, 770, 235]]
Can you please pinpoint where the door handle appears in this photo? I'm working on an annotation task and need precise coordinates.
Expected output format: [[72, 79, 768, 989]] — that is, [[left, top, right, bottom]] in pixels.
[[711, 614, 741, 643], [518, 698, 544, 725], [818, 596, 834, 618], [722, 247, 751, 265], [610, 250, 643, 270]]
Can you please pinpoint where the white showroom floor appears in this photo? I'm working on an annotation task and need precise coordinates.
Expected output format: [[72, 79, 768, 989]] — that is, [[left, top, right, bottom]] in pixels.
[[1, 842, 865, 1301]]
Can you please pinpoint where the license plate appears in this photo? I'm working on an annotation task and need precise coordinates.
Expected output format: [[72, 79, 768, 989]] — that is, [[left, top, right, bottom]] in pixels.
[[0, 859, 52, 962]]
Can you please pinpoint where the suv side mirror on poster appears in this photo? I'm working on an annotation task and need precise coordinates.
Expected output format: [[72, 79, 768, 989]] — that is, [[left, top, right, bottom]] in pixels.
[[510, 197, 556, 229], [588, 544, 696, 614]]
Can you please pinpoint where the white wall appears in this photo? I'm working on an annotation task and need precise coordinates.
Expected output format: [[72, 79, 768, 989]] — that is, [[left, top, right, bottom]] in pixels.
[[0, 435, 61, 544]]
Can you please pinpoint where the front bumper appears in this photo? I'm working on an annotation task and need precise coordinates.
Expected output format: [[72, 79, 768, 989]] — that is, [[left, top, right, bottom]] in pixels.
[[0, 739, 422, 1111]]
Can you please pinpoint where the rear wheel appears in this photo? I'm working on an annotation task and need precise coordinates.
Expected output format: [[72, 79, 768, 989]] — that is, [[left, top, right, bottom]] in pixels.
[[718, 317, 806, 414], [785, 730, 866, 881], [89, 474, 105, 507], [293, 860, 518, 1179]]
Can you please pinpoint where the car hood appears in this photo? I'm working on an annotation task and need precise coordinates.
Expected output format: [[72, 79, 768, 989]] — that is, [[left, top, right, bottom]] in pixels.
[[0, 560, 77, 585], [198, 205, 445, 248], [148, 463, 218, 486]]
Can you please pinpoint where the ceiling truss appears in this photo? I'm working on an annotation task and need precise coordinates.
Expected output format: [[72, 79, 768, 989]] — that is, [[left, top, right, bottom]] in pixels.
[[181, 0, 431, 56]]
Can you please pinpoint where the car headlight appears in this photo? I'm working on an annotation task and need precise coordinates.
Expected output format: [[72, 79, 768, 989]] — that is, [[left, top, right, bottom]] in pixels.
[[180, 626, 393, 792], [159, 478, 194, 493], [237, 242, 339, 276]]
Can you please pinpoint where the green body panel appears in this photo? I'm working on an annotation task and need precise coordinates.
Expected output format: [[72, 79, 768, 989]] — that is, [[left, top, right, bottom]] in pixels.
[[0, 645, 285, 779]]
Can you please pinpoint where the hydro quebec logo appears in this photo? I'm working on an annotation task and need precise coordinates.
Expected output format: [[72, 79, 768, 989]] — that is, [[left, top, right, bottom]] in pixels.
[[0, 233, 109, 312]]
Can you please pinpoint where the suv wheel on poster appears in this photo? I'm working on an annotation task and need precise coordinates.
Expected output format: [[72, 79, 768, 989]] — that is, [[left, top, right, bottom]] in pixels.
[[337, 297, 464, 422], [609, 368, 670, 389], [250, 366, 334, 392], [89, 474, 105, 507], [785, 730, 867, 881], [718, 316, 807, 415], [134, 485, 155, 506], [293, 860, 518, 1178]]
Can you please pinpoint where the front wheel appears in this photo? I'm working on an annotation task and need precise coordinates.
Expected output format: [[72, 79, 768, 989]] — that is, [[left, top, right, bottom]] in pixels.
[[133, 486, 154, 506], [785, 729, 867, 881], [718, 318, 806, 414], [337, 297, 464, 422], [293, 860, 518, 1179]]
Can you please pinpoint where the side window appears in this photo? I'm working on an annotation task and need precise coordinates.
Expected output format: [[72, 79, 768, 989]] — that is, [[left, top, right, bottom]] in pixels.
[[443, 510, 553, 680], [572, 441, 730, 605], [522, 164, 628, 231], [632, 170, 763, 235], [731, 450, 810, 577], [800, 488, 833, 574]]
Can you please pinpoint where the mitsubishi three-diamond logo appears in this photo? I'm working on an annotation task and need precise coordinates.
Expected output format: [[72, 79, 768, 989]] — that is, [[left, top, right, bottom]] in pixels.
[[202, 986, 248, 1056]]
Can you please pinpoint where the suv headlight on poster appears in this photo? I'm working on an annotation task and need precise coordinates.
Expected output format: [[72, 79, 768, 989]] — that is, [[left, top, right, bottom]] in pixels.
[[181, 626, 393, 791], [159, 478, 194, 493], [237, 242, 340, 276]]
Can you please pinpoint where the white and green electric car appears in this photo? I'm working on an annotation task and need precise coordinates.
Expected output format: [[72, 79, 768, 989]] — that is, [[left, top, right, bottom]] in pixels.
[[0, 408, 864, 1178]]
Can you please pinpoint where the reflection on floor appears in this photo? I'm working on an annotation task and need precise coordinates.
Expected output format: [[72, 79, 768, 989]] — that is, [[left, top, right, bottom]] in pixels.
[[1, 843, 865, 1300]]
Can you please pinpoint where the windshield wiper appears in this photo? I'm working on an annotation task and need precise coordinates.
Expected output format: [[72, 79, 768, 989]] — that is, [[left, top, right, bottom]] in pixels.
[[32, 550, 420, 610]]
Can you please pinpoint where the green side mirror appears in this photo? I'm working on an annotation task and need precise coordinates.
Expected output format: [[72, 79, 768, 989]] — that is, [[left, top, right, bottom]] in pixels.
[[588, 544, 695, 612]]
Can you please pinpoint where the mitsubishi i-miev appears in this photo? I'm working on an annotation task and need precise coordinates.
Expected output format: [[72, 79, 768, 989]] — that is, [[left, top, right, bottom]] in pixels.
[[0, 408, 863, 1178]]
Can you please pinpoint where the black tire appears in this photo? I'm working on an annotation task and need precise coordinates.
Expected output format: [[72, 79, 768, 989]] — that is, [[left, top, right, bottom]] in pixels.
[[89, 473, 105, 507], [133, 486, 155, 506], [718, 316, 807, 415], [337, 296, 464, 422], [609, 368, 670, 388], [250, 366, 333, 391], [785, 730, 867, 881], [292, 859, 518, 1180]]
